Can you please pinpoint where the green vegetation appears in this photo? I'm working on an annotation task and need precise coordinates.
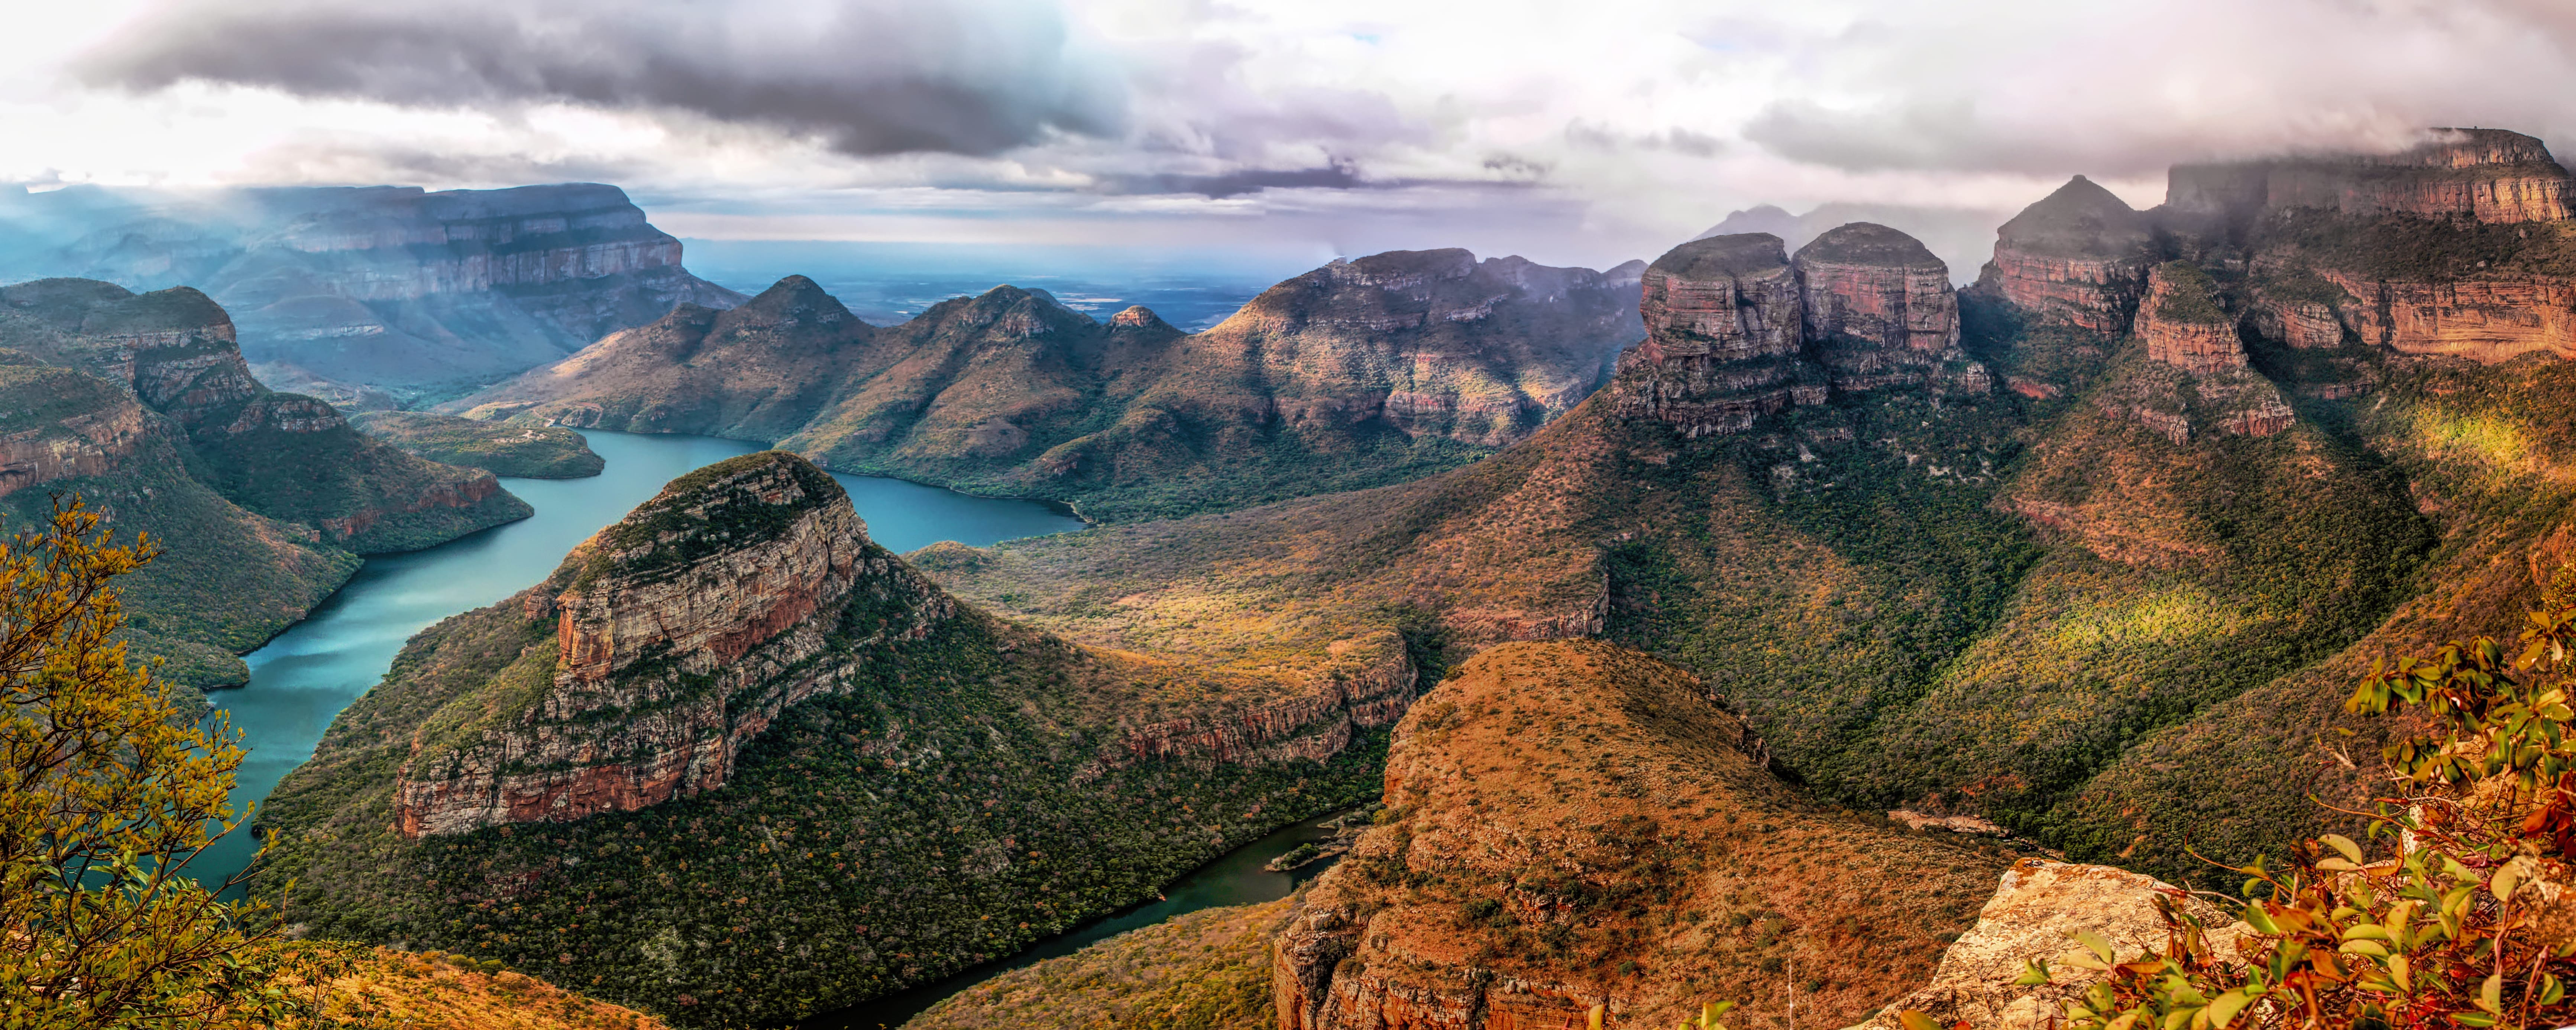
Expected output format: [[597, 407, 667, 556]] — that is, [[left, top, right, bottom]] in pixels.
[[255, 556, 1388, 1027], [2151, 262, 2229, 325], [349, 411, 604, 478], [1, 500, 346, 1026], [907, 899, 1286, 1030], [179, 395, 533, 554], [2265, 210, 2576, 280]]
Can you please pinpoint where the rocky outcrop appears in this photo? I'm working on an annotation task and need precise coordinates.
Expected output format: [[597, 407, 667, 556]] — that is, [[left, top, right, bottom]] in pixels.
[[1274, 641, 2006, 1030], [1795, 222, 1967, 390], [1858, 860, 2232, 1030], [0, 365, 151, 498], [392, 451, 930, 836], [1973, 176, 2153, 333], [25, 183, 745, 395], [2169, 128, 2573, 225], [2139, 263, 2246, 374], [0, 277, 529, 553], [1109, 631, 1415, 768], [2315, 269, 2576, 363], [1613, 234, 1825, 435]]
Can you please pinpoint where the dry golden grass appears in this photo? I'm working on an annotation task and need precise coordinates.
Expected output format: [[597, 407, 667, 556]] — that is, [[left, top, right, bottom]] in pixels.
[[329, 949, 666, 1030], [908, 900, 1288, 1030]]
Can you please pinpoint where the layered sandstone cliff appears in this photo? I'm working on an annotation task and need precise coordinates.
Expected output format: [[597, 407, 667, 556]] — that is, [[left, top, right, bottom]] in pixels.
[[1795, 223, 1969, 390], [2139, 263, 2247, 375], [1274, 641, 2006, 1030], [2169, 128, 2573, 225], [0, 277, 530, 552], [394, 451, 909, 836], [1973, 176, 2153, 333], [29, 183, 744, 395], [1613, 233, 1825, 435]]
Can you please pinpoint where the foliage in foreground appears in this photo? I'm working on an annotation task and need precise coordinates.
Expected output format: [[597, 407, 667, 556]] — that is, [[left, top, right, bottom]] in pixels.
[[0, 501, 339, 1028], [1874, 598, 2576, 1030]]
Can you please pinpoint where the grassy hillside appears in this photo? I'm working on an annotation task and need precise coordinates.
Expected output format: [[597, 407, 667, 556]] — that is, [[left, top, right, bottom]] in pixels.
[[907, 900, 1287, 1030], [350, 411, 603, 478]]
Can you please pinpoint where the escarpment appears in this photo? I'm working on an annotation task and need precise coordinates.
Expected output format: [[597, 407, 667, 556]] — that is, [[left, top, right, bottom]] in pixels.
[[262, 448, 1413, 1025], [451, 248, 1646, 521], [1274, 641, 2006, 1030], [394, 451, 908, 836], [0, 276, 530, 553], [2169, 128, 2573, 225], [1971, 176, 2153, 335], [20, 182, 745, 396]]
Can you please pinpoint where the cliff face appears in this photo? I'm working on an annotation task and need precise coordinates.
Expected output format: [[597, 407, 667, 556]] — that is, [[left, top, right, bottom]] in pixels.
[[2169, 128, 2573, 225], [2138, 263, 2246, 375], [450, 249, 1646, 522], [1972, 176, 2152, 333], [1273, 641, 2005, 1030], [257, 449, 1411, 1026], [395, 452, 896, 836], [0, 277, 531, 553], [1795, 223, 1967, 390], [26, 183, 745, 397], [1612, 233, 1824, 435]]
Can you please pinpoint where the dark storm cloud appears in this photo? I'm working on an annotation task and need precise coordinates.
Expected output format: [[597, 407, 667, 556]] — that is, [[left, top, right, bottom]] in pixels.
[[80, 0, 1127, 158]]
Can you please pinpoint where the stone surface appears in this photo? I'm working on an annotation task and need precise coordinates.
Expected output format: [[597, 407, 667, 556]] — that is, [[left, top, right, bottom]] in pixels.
[[1795, 222, 1966, 391], [1859, 860, 2230, 1030], [2139, 263, 2248, 375], [2169, 128, 2573, 224], [2317, 269, 2576, 363], [1613, 233, 1825, 435], [1972, 176, 2153, 333], [394, 451, 899, 836], [18, 183, 746, 396]]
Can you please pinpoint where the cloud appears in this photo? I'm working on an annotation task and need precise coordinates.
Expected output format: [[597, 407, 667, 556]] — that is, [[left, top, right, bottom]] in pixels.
[[78, 0, 1127, 157], [1734, 0, 2576, 177]]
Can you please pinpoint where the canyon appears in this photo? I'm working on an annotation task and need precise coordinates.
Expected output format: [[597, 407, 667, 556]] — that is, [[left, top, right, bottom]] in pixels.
[[3, 183, 745, 399], [0, 276, 529, 689], [447, 249, 1646, 521]]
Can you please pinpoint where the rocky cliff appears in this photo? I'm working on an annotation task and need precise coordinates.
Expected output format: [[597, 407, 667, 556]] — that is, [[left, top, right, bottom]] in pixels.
[[1795, 223, 1968, 391], [0, 277, 531, 553], [1972, 176, 2153, 333], [1612, 233, 1825, 435], [1273, 641, 2006, 1030], [394, 452, 906, 836], [20, 183, 745, 398], [2169, 127, 2573, 225], [449, 249, 1645, 521], [258, 449, 1416, 1026]]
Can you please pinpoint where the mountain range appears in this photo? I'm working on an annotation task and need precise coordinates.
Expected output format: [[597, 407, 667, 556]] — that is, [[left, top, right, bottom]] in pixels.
[[43, 124, 2576, 1030]]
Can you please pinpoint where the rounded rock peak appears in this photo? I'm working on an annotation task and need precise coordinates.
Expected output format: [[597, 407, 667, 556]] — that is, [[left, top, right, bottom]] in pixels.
[[1109, 305, 1171, 330], [1996, 175, 2149, 258], [1794, 222, 1945, 271], [574, 449, 857, 587], [1648, 233, 1790, 281]]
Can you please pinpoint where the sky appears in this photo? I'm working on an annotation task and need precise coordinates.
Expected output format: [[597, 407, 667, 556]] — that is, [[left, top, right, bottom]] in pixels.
[[10, 0, 2576, 271]]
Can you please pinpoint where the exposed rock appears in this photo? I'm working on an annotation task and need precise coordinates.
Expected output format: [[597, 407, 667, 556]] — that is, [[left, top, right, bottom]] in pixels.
[[2139, 263, 2247, 375], [1858, 860, 2231, 1030], [1972, 176, 2153, 333], [1795, 222, 1967, 391], [1614, 233, 1825, 435], [1274, 640, 2005, 1030], [2317, 268, 2576, 363], [21, 183, 745, 395], [1108, 631, 1416, 768], [2169, 128, 2573, 225], [394, 451, 906, 836]]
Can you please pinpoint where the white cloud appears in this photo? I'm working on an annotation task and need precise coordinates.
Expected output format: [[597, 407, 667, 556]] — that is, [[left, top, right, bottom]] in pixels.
[[4, 0, 2574, 270]]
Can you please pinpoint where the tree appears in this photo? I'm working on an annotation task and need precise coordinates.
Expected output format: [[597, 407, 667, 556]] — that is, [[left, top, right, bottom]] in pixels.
[[0, 499, 342, 1028]]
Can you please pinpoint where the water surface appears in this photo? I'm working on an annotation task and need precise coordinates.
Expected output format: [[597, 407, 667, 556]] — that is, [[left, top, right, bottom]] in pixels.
[[196, 431, 1083, 890]]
